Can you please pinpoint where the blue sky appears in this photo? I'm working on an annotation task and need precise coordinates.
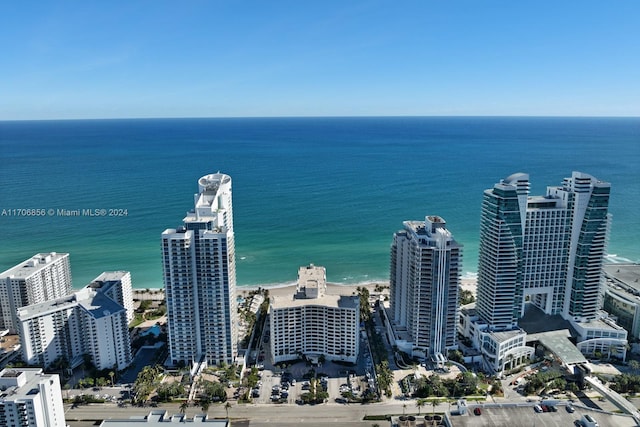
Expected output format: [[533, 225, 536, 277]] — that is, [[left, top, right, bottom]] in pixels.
[[2, 1, 639, 119]]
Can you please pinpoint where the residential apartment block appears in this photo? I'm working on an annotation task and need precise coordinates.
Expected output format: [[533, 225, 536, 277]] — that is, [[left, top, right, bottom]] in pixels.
[[389, 215, 462, 360], [0, 253, 72, 333], [17, 273, 132, 371], [162, 173, 238, 367], [270, 265, 360, 364], [0, 368, 66, 427]]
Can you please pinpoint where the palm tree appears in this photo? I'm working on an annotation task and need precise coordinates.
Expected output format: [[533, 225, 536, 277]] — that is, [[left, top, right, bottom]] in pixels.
[[224, 401, 232, 420], [416, 398, 426, 415], [179, 401, 188, 415], [402, 403, 407, 415], [108, 371, 115, 387], [200, 398, 210, 414], [431, 399, 438, 416]]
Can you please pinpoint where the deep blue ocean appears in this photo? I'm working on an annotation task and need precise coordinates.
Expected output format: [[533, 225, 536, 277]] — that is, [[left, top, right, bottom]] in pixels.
[[0, 117, 638, 289]]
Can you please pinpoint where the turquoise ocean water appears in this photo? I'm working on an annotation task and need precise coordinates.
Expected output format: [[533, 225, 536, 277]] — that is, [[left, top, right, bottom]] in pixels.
[[0, 117, 638, 289]]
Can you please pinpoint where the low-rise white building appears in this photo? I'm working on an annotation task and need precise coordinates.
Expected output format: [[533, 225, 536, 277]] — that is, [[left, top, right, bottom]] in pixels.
[[0, 368, 66, 427], [572, 313, 628, 361], [270, 265, 360, 364], [458, 304, 534, 373], [17, 272, 132, 370]]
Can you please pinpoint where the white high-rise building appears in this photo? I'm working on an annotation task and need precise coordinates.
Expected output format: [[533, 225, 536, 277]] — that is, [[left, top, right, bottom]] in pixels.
[[162, 173, 237, 367], [0, 368, 66, 427], [86, 271, 134, 324], [0, 253, 72, 333], [17, 273, 132, 371], [270, 265, 360, 364], [389, 216, 462, 359]]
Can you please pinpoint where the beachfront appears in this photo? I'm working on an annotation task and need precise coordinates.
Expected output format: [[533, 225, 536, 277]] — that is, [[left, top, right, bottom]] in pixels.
[[133, 278, 478, 302]]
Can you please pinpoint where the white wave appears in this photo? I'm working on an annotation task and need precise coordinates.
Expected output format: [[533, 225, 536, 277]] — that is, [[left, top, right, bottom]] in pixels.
[[604, 254, 636, 264]]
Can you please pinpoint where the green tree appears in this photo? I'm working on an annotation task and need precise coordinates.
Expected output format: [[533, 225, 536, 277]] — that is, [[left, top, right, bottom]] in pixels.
[[224, 401, 232, 419], [179, 401, 188, 414], [416, 398, 427, 415], [200, 398, 211, 414], [357, 286, 371, 322], [459, 288, 475, 305]]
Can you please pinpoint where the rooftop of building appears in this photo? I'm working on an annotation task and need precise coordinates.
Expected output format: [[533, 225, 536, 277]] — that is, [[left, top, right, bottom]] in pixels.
[[99, 410, 230, 425], [487, 328, 526, 343], [86, 271, 130, 292], [0, 368, 55, 401], [519, 305, 578, 336], [534, 331, 588, 365], [296, 264, 327, 299], [17, 286, 124, 320], [271, 293, 359, 310], [0, 252, 68, 279], [572, 314, 627, 332], [17, 293, 78, 319], [78, 289, 125, 319], [91, 271, 130, 283]]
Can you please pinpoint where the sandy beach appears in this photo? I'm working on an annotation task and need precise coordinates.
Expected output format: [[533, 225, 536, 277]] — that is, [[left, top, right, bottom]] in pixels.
[[133, 278, 477, 301]]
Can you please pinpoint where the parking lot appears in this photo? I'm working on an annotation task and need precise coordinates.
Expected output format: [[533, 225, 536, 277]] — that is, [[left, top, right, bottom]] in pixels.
[[246, 322, 377, 405]]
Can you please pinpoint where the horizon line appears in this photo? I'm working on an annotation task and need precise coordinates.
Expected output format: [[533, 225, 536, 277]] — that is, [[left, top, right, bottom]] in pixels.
[[2, 114, 639, 123]]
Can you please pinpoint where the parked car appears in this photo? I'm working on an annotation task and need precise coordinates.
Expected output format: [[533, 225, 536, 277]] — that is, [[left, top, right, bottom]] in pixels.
[[567, 404, 575, 413], [474, 407, 482, 416], [534, 405, 543, 413]]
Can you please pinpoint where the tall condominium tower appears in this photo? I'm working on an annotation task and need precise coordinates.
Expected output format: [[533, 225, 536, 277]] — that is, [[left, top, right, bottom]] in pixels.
[[390, 216, 462, 358], [476, 171, 611, 330], [162, 173, 237, 367], [0, 253, 72, 333]]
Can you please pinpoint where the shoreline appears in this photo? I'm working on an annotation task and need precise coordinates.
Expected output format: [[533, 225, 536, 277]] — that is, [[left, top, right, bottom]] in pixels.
[[127, 271, 480, 293], [132, 278, 479, 300]]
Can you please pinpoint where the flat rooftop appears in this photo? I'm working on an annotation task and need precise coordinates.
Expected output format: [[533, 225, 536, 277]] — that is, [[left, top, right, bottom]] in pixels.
[[78, 290, 124, 319], [0, 368, 54, 401], [519, 305, 587, 365], [535, 331, 587, 365], [519, 305, 577, 335], [100, 410, 229, 425], [489, 328, 525, 343], [92, 271, 129, 283], [17, 294, 78, 320], [18, 288, 124, 320], [271, 293, 359, 310], [0, 252, 68, 279]]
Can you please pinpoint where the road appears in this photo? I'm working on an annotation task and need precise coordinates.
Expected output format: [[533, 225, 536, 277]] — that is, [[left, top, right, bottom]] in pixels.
[[65, 398, 454, 425]]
